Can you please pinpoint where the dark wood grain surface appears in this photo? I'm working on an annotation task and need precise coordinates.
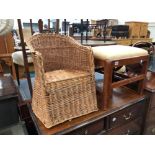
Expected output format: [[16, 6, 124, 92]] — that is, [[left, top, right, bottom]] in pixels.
[[144, 71, 155, 134], [0, 75, 19, 128]]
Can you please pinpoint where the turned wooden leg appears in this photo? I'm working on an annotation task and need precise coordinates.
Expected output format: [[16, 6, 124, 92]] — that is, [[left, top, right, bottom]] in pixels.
[[14, 63, 20, 85], [103, 60, 113, 109]]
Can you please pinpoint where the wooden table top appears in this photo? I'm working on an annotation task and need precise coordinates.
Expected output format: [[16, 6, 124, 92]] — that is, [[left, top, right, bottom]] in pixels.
[[30, 86, 145, 135], [77, 40, 117, 47]]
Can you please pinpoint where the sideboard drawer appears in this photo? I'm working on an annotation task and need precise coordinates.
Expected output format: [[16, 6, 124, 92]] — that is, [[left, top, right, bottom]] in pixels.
[[144, 125, 155, 135], [107, 118, 142, 135], [144, 107, 155, 134], [67, 119, 104, 135], [0, 97, 19, 128], [150, 94, 155, 108], [109, 101, 145, 129]]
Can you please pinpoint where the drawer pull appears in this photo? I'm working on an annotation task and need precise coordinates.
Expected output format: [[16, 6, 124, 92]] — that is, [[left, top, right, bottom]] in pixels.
[[112, 117, 117, 122], [123, 113, 132, 120], [126, 129, 131, 135], [85, 130, 88, 135]]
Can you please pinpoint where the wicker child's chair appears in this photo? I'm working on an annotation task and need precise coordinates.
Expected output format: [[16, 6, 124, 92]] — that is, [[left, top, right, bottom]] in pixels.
[[27, 34, 98, 128]]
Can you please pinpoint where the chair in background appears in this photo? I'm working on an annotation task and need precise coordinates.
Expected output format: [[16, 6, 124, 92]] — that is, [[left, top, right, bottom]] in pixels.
[[12, 19, 52, 85], [27, 33, 98, 128], [0, 32, 16, 78], [12, 28, 33, 85], [126, 41, 155, 73]]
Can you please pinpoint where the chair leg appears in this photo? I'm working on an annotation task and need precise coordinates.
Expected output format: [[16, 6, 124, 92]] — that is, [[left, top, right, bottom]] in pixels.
[[14, 63, 20, 85], [0, 63, 3, 75]]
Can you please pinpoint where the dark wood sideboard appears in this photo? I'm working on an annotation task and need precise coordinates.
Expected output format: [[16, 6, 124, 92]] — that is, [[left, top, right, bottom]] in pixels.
[[0, 76, 19, 129], [28, 85, 149, 135], [144, 71, 155, 134]]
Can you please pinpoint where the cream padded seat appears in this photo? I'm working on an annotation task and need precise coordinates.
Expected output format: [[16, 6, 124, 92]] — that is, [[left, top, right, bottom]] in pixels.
[[12, 50, 33, 66], [12, 50, 33, 85], [92, 45, 148, 60]]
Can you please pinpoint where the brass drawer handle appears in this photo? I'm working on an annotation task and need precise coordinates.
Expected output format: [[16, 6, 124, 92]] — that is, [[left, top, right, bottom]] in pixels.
[[85, 129, 88, 135], [112, 117, 117, 122], [123, 113, 132, 120], [126, 129, 131, 135]]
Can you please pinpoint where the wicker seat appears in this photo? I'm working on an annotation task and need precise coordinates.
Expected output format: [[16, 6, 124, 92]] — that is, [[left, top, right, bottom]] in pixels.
[[27, 34, 98, 128]]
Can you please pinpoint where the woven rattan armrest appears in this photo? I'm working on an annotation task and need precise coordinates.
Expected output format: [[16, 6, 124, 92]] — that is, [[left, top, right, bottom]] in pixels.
[[32, 51, 45, 81]]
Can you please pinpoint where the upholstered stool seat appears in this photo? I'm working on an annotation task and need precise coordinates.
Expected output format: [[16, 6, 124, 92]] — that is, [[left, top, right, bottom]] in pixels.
[[92, 45, 148, 60], [92, 45, 149, 109]]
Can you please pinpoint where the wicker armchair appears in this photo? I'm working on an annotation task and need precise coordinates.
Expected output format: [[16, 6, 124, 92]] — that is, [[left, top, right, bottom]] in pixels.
[[27, 34, 98, 128]]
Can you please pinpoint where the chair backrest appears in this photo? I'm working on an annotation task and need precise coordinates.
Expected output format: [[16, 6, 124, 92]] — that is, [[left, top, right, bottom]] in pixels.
[[28, 33, 87, 72], [17, 28, 32, 43], [0, 32, 14, 54], [132, 41, 154, 55], [132, 41, 155, 72]]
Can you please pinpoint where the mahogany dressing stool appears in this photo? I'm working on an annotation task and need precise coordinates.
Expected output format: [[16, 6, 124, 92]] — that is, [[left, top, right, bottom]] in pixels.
[[92, 45, 149, 109]]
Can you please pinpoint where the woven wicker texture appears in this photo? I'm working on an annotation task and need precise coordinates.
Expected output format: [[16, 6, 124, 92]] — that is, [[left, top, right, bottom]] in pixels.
[[27, 34, 98, 128]]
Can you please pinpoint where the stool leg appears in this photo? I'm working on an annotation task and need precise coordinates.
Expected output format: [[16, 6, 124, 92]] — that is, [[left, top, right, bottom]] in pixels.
[[14, 63, 20, 85], [138, 61, 148, 94], [103, 61, 113, 109]]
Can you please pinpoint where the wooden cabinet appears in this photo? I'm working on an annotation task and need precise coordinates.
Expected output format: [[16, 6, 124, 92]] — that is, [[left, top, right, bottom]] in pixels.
[[106, 118, 142, 135], [125, 21, 148, 38], [109, 100, 145, 129], [64, 97, 147, 135], [28, 86, 148, 135], [67, 119, 105, 135], [140, 23, 148, 37], [144, 72, 155, 134], [0, 76, 19, 129], [145, 108, 155, 134]]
